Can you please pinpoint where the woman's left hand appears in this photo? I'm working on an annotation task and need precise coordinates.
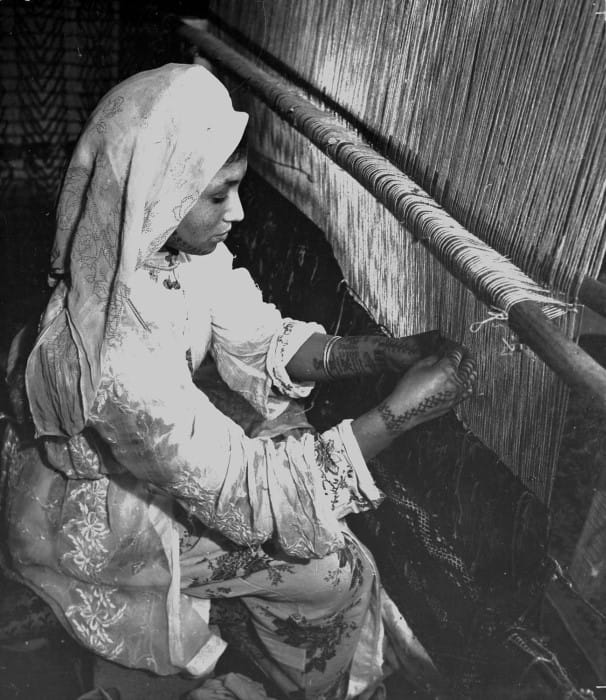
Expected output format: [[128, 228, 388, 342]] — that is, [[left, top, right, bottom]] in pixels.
[[380, 330, 443, 372]]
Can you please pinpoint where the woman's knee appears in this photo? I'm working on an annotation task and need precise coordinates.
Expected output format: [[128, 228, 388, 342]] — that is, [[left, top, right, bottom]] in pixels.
[[237, 535, 377, 612], [289, 536, 376, 608]]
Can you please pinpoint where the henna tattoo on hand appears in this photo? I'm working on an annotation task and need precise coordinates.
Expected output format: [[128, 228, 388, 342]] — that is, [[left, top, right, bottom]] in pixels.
[[375, 336, 429, 371], [378, 391, 456, 434]]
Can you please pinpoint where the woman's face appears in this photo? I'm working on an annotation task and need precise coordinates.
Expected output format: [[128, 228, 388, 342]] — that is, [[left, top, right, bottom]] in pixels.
[[167, 157, 247, 255]]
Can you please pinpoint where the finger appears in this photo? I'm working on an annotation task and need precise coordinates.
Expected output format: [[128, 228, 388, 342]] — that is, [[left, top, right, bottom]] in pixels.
[[458, 356, 477, 380], [465, 372, 477, 394], [459, 355, 476, 370], [458, 368, 477, 392], [411, 353, 441, 369], [452, 384, 474, 406], [441, 348, 464, 369], [464, 359, 478, 383], [465, 376, 478, 395]]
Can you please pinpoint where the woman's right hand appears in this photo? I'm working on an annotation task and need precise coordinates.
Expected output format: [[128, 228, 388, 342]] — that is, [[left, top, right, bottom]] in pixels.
[[351, 343, 477, 459], [379, 345, 477, 434]]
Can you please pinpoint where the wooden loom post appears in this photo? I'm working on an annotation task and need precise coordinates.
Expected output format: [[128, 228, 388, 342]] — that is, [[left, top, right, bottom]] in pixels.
[[179, 22, 606, 414], [578, 277, 606, 320]]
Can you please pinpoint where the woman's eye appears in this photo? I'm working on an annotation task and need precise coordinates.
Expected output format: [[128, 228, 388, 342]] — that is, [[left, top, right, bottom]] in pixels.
[[212, 195, 227, 203]]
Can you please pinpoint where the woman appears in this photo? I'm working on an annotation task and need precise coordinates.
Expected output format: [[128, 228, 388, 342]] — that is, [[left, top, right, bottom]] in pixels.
[[1, 64, 476, 699]]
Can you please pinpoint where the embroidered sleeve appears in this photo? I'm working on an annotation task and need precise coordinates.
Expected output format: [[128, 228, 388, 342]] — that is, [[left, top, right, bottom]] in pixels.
[[266, 319, 325, 398], [316, 419, 384, 519], [207, 256, 325, 417], [89, 327, 348, 560]]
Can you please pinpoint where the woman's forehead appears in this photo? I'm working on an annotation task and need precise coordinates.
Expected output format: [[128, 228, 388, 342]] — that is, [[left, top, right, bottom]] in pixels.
[[207, 158, 248, 187]]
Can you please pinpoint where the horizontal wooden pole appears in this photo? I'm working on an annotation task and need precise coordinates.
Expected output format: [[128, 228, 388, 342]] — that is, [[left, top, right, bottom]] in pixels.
[[509, 302, 606, 409], [180, 22, 606, 413]]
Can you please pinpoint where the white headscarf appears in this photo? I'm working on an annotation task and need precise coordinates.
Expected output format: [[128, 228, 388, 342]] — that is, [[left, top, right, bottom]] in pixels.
[[26, 63, 248, 437]]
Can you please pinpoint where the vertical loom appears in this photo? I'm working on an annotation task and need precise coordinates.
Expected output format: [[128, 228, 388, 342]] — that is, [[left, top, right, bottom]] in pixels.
[[182, 1, 606, 505]]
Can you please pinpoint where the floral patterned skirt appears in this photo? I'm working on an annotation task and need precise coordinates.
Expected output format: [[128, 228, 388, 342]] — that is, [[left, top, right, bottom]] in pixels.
[[179, 517, 381, 700]]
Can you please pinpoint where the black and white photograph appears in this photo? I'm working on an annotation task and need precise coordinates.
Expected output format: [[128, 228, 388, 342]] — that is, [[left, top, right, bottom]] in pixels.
[[1, 2, 605, 698]]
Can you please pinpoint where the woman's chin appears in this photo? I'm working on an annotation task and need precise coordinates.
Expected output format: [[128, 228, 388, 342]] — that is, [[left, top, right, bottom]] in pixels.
[[193, 241, 220, 255]]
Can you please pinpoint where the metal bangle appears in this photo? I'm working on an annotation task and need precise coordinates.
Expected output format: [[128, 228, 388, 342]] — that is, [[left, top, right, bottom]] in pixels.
[[322, 335, 341, 380]]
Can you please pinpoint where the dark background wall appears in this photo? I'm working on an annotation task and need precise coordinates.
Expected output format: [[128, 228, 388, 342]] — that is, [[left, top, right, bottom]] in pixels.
[[0, 0, 199, 345]]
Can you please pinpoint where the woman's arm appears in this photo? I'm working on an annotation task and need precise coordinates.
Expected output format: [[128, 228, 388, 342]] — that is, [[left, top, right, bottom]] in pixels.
[[351, 347, 477, 458], [287, 332, 477, 460], [285, 331, 441, 381]]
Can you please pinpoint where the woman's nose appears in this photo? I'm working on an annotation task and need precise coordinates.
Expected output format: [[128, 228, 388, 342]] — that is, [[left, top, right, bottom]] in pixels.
[[226, 193, 244, 222]]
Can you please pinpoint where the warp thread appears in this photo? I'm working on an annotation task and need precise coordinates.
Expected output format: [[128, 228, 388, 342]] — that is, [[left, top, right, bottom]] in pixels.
[[204, 0, 601, 501]]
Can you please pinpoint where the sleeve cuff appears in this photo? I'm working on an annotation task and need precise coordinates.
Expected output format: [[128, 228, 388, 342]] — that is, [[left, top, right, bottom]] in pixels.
[[317, 420, 384, 519], [336, 419, 384, 507], [334, 419, 384, 510], [267, 319, 326, 398]]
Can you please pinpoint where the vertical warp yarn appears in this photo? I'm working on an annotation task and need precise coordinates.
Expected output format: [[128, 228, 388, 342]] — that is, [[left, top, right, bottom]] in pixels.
[[245, 96, 573, 502], [207, 0, 605, 502], [211, 0, 606, 297]]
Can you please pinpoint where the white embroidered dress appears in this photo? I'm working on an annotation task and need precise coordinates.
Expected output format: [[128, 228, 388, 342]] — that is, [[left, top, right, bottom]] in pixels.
[[5, 243, 383, 682], [3, 64, 387, 698]]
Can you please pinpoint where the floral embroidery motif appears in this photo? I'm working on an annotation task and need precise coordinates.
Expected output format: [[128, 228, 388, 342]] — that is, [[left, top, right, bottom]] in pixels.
[[141, 200, 160, 239], [171, 469, 269, 548], [207, 547, 271, 581], [172, 193, 196, 222], [315, 437, 354, 510], [62, 479, 111, 579], [339, 536, 365, 592], [323, 536, 365, 591], [271, 321, 297, 394], [202, 546, 296, 587], [316, 426, 380, 518], [67, 433, 103, 478], [66, 585, 126, 659], [105, 281, 131, 345], [266, 562, 296, 587], [261, 607, 358, 673], [200, 586, 233, 597], [55, 166, 90, 252]]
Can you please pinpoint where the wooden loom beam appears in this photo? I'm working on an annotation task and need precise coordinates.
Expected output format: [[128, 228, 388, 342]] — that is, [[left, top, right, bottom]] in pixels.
[[179, 22, 606, 413]]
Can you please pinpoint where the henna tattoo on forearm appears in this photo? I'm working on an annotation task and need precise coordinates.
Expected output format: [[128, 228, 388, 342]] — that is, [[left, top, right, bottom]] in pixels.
[[334, 335, 360, 349], [326, 348, 375, 376], [377, 391, 456, 434], [325, 335, 429, 378]]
